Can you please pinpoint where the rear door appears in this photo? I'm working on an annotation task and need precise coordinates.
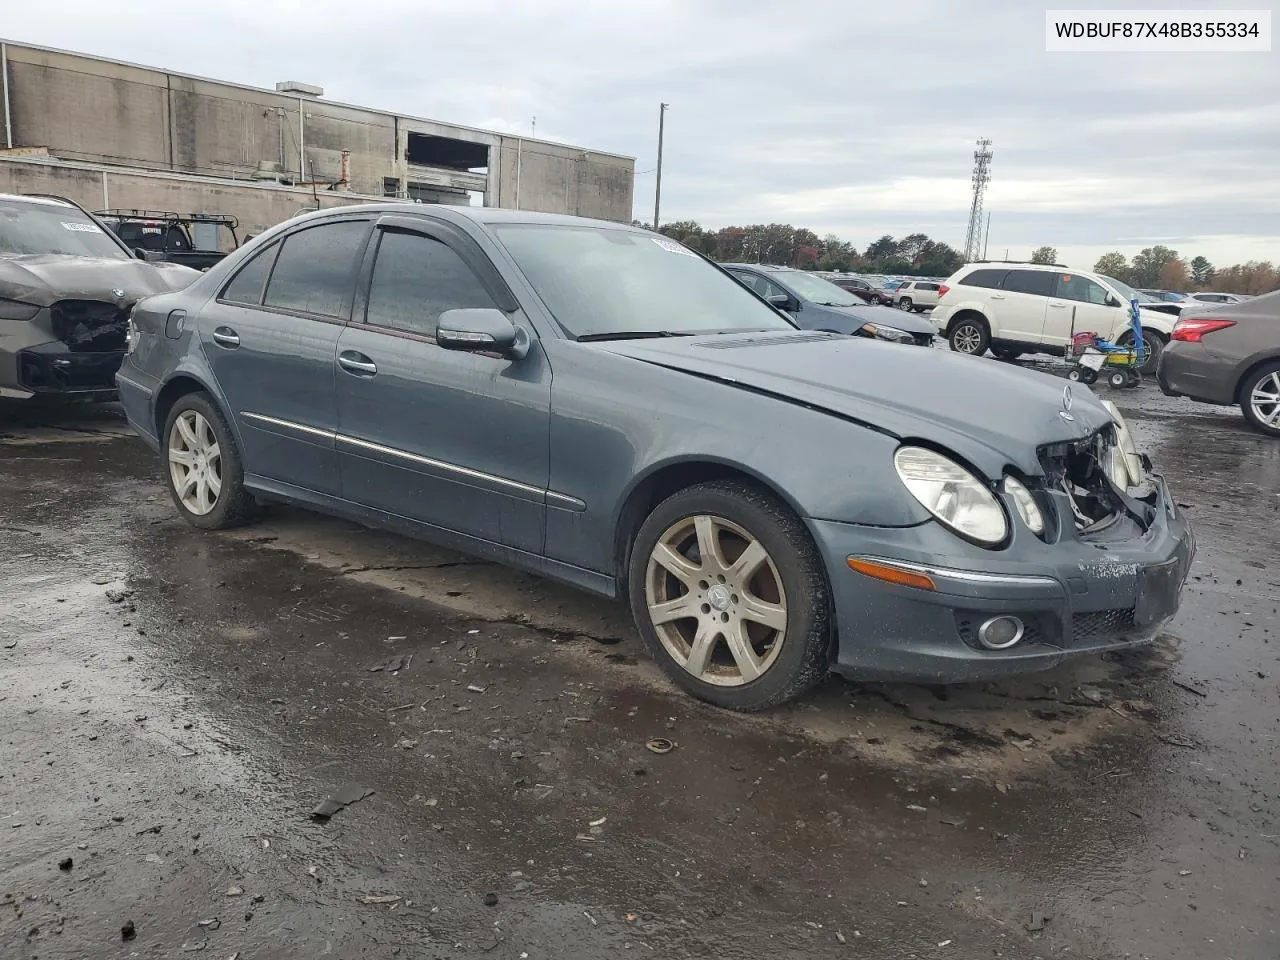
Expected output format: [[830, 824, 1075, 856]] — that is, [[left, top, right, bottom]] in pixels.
[[1050, 272, 1127, 347], [198, 217, 373, 495], [996, 269, 1054, 345], [333, 215, 551, 554]]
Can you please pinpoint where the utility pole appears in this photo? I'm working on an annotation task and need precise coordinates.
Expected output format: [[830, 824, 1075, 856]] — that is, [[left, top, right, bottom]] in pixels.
[[653, 102, 668, 232], [962, 138, 993, 262]]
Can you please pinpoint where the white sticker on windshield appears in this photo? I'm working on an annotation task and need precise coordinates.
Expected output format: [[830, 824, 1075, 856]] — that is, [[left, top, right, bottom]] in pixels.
[[62, 221, 102, 233], [651, 237, 698, 257]]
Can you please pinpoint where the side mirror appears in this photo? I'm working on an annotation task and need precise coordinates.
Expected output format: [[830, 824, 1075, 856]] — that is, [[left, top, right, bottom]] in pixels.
[[134, 247, 149, 261], [767, 293, 792, 310], [436, 308, 529, 361], [1105, 294, 1122, 308]]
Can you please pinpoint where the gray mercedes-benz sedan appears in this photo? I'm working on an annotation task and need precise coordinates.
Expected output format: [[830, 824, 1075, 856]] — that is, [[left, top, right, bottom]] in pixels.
[[116, 205, 1194, 710]]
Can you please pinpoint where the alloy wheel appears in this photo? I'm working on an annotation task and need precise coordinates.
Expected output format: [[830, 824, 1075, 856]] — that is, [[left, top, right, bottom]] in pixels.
[[168, 410, 222, 515], [1250, 372, 1280, 428], [644, 514, 788, 687], [953, 323, 982, 353]]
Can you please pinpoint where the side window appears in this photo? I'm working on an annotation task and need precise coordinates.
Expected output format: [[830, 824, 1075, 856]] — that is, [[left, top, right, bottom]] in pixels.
[[1055, 273, 1109, 304], [263, 220, 370, 318], [959, 269, 1008, 289], [221, 241, 279, 305], [920, 283, 939, 292], [1003, 270, 1056, 297], [364, 230, 499, 338], [757, 277, 790, 301]]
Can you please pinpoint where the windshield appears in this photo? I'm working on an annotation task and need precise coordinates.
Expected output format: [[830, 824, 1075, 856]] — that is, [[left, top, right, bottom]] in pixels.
[[0, 201, 131, 260], [494, 224, 796, 338], [767, 269, 860, 306], [1097, 275, 1145, 302]]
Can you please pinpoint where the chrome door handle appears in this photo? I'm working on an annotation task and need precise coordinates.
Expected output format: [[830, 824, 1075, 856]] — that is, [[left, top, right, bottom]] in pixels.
[[338, 351, 377, 376], [1049, 302, 1069, 309], [989, 294, 1006, 300], [212, 327, 240, 348]]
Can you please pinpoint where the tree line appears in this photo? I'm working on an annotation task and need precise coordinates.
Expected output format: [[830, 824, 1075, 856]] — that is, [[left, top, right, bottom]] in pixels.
[[1029, 244, 1278, 295], [1091, 246, 1279, 296], [641, 222, 1278, 296], [643, 221, 965, 276]]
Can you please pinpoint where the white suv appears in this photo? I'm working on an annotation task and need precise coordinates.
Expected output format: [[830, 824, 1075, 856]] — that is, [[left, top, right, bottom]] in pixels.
[[931, 262, 1177, 371], [893, 280, 942, 312]]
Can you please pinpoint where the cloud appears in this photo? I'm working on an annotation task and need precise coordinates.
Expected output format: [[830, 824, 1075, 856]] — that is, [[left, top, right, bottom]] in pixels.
[[3, 0, 1276, 265]]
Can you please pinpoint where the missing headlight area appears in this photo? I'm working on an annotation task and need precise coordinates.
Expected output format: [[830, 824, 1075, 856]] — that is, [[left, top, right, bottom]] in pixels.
[[1040, 427, 1152, 536], [51, 300, 129, 352]]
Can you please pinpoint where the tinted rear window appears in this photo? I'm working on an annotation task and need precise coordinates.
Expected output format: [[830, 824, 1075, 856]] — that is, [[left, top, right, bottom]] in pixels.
[[959, 268, 1008, 289], [1003, 270, 1056, 296]]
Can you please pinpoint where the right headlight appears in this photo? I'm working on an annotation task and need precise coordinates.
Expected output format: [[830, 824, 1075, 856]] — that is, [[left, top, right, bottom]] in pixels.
[[0, 297, 40, 321], [893, 446, 1008, 546]]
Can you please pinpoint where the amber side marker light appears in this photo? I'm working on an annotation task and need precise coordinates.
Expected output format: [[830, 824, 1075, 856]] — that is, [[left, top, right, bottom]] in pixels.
[[846, 558, 936, 591]]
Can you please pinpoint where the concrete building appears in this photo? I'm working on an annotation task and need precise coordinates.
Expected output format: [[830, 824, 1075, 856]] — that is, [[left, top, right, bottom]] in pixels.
[[0, 39, 634, 240]]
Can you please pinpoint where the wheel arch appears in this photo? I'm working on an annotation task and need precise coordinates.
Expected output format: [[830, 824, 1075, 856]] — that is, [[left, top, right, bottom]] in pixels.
[[611, 457, 807, 584], [1234, 353, 1280, 404], [153, 370, 224, 441], [945, 308, 990, 337]]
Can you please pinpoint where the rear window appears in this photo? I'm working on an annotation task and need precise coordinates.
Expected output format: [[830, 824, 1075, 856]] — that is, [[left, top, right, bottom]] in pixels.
[[958, 268, 1008, 289]]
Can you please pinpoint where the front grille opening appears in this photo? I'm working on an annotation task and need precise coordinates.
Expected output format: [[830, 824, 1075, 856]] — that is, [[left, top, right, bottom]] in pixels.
[[1072, 608, 1136, 641], [51, 300, 128, 353], [1039, 428, 1136, 535]]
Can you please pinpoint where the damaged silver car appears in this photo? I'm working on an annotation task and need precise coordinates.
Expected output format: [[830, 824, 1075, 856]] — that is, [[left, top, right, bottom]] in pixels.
[[0, 194, 201, 400]]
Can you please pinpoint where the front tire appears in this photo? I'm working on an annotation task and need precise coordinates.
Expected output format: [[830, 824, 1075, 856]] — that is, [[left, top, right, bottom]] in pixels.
[[948, 316, 990, 356], [1240, 362, 1280, 437], [627, 481, 831, 711], [898, 297, 914, 311], [163, 392, 257, 530]]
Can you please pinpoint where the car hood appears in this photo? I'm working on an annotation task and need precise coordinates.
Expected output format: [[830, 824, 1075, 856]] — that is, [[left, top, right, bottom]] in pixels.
[[0, 254, 202, 307], [824, 302, 936, 335], [593, 331, 1114, 476]]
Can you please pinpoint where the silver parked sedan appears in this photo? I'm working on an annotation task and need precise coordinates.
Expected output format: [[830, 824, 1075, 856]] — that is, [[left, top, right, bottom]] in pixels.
[[116, 206, 1194, 710]]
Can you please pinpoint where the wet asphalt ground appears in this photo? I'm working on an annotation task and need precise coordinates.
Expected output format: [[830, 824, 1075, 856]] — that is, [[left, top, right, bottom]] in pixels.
[[1, 367, 1277, 960]]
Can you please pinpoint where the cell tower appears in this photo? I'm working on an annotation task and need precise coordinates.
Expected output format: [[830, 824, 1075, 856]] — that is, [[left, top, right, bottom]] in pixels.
[[963, 138, 993, 262]]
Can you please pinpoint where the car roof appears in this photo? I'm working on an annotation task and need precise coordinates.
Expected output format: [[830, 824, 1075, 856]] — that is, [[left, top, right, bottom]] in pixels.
[[960, 261, 1073, 273], [0, 192, 80, 208], [719, 262, 793, 272], [290, 202, 645, 235]]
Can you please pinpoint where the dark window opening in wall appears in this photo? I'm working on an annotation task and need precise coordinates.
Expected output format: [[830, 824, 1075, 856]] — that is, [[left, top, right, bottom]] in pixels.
[[406, 133, 489, 172], [383, 177, 402, 197]]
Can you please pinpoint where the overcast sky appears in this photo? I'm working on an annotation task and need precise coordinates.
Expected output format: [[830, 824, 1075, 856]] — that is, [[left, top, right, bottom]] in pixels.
[[5, 1, 1277, 269]]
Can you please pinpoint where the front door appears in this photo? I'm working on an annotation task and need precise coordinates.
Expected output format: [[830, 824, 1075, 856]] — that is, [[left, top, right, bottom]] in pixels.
[[334, 217, 551, 555], [1047, 272, 1127, 350], [198, 218, 373, 495]]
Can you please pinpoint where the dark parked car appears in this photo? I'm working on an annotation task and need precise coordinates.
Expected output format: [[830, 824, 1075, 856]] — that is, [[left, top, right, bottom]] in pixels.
[[1157, 291, 1280, 436], [826, 275, 881, 304], [97, 209, 241, 271], [0, 193, 201, 400], [116, 205, 1194, 710], [722, 264, 936, 345]]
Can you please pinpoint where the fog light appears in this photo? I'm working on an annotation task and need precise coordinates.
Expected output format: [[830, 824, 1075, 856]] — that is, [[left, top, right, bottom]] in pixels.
[[976, 616, 1024, 650]]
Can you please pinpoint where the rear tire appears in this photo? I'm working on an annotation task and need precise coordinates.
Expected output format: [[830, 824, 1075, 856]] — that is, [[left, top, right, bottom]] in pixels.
[[162, 392, 257, 530], [1108, 371, 1128, 389], [1240, 362, 1280, 437], [948, 316, 990, 356], [1119, 328, 1166, 374], [627, 480, 831, 711]]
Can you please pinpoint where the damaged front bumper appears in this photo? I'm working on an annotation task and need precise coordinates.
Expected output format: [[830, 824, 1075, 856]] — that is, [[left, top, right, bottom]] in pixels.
[[810, 421, 1196, 684], [1, 300, 129, 398]]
